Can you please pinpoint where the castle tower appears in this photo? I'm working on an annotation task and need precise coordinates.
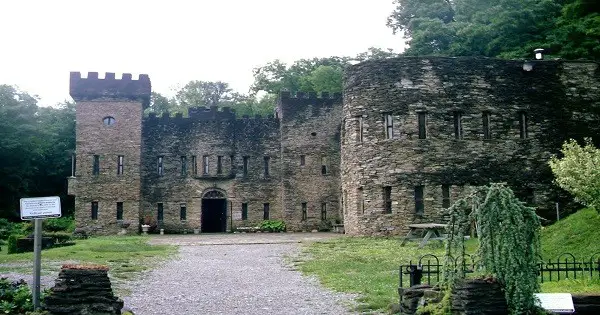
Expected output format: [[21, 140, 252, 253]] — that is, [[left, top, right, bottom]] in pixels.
[[67, 72, 151, 234]]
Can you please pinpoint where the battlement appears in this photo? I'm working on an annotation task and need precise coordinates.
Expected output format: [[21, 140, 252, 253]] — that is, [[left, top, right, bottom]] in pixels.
[[279, 91, 342, 100], [70, 72, 151, 107], [145, 106, 278, 124]]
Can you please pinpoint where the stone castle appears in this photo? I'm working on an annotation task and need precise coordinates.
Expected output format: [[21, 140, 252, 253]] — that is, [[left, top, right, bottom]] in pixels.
[[67, 56, 600, 235]]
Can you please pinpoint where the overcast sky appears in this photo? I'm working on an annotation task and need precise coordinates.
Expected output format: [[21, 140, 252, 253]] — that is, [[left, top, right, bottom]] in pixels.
[[0, 0, 405, 106]]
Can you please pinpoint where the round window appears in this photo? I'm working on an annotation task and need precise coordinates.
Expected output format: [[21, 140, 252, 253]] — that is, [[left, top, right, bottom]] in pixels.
[[103, 117, 116, 126]]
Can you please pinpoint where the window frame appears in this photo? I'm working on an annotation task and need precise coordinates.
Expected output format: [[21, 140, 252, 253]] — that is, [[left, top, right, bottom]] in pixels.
[[415, 185, 424, 215], [321, 202, 327, 221], [116, 202, 123, 220], [157, 156, 164, 176], [519, 112, 528, 139], [217, 156, 223, 174], [442, 184, 451, 209], [157, 203, 164, 222], [417, 112, 427, 139], [180, 156, 187, 176], [117, 155, 124, 175], [263, 203, 270, 220], [241, 203, 248, 220], [91, 201, 98, 220], [383, 186, 392, 214], [384, 114, 394, 139], [202, 155, 209, 175], [180, 203, 187, 221], [263, 156, 270, 177], [453, 111, 463, 139], [93, 155, 100, 176], [482, 112, 491, 140], [301, 202, 307, 221]]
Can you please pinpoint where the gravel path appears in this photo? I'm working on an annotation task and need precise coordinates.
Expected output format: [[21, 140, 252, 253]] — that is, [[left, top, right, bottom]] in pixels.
[[123, 242, 356, 315]]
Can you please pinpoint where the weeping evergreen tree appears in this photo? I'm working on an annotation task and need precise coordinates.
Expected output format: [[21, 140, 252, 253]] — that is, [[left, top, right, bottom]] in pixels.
[[443, 183, 541, 315]]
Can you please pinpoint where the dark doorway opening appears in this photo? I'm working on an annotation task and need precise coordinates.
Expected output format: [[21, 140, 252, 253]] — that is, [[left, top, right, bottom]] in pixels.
[[201, 198, 227, 233]]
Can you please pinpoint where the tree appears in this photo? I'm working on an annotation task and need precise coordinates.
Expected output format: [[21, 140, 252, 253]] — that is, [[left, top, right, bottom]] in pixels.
[[443, 183, 541, 314], [386, 0, 600, 59], [0, 86, 75, 219], [549, 138, 600, 213], [145, 92, 174, 116]]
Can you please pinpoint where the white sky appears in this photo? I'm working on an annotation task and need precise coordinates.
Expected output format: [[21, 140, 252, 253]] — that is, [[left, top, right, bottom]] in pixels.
[[0, 0, 405, 106]]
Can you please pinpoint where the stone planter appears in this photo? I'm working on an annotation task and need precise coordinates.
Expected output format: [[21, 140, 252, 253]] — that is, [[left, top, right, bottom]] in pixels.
[[451, 278, 508, 315], [194, 228, 200, 234], [141, 224, 150, 235]]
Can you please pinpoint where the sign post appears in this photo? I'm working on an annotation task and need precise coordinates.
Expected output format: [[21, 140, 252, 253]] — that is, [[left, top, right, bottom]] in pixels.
[[20, 196, 61, 310]]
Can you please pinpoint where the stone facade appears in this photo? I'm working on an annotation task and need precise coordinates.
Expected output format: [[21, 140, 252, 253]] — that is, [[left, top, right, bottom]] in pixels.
[[68, 56, 600, 235], [341, 57, 600, 236], [68, 72, 342, 234]]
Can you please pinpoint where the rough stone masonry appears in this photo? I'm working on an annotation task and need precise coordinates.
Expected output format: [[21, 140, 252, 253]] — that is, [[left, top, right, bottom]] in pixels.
[[67, 56, 600, 235]]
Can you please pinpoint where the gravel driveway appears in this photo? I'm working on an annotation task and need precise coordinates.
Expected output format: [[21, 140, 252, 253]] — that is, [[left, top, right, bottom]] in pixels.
[[123, 233, 357, 315]]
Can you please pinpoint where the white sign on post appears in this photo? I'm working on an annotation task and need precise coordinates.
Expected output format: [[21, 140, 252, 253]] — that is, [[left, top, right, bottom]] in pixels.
[[20, 196, 62, 220]]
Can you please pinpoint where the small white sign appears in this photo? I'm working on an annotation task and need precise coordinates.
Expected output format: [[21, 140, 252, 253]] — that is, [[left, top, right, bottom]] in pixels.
[[534, 293, 575, 314], [20, 196, 62, 220]]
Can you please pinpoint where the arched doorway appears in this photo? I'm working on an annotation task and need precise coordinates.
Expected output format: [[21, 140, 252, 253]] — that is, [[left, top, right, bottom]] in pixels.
[[201, 189, 227, 233]]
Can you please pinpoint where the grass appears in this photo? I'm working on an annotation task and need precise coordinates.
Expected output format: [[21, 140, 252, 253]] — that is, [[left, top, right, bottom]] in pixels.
[[297, 209, 600, 312], [541, 208, 600, 260], [296, 237, 450, 312], [0, 236, 175, 295]]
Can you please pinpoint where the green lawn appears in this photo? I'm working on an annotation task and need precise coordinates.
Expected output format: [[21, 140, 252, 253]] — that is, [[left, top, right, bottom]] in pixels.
[[297, 210, 600, 313], [0, 236, 175, 295]]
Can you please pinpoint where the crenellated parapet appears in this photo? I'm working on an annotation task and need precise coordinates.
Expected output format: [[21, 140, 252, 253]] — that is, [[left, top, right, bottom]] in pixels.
[[277, 91, 342, 119], [144, 106, 279, 125], [70, 72, 151, 107]]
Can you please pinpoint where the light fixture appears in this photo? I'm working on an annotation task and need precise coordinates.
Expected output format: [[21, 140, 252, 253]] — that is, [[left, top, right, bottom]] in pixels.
[[534, 48, 545, 60]]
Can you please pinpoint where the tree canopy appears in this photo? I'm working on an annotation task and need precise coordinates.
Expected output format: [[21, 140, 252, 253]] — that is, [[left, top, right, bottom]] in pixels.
[[387, 0, 600, 59], [0, 85, 75, 219]]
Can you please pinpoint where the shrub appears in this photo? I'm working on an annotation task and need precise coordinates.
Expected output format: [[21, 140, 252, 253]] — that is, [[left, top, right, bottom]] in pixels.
[[260, 220, 286, 232], [317, 220, 332, 232], [44, 232, 73, 245], [0, 278, 34, 314], [0, 219, 19, 240], [549, 138, 600, 213], [72, 228, 88, 240], [43, 217, 75, 233], [7, 234, 19, 254]]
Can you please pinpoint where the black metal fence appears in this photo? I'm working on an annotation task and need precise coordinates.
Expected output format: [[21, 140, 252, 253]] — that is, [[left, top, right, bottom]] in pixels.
[[399, 252, 600, 289]]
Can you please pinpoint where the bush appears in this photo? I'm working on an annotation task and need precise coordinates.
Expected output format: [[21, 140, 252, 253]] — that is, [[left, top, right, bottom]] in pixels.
[[43, 217, 75, 233], [0, 219, 20, 240], [7, 234, 19, 254], [317, 220, 332, 232], [549, 138, 600, 213], [260, 220, 286, 232], [0, 278, 34, 314], [44, 232, 73, 245]]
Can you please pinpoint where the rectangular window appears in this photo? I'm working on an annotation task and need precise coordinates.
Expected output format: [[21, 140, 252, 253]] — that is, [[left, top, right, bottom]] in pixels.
[[230, 155, 235, 173], [357, 187, 364, 214], [264, 156, 270, 177], [383, 186, 392, 214], [192, 156, 198, 175], [385, 114, 394, 139], [263, 203, 270, 220], [157, 203, 164, 222], [116, 202, 123, 220], [157, 156, 164, 176], [418, 112, 427, 139], [243, 156, 249, 177], [217, 156, 223, 174], [180, 156, 187, 176], [71, 153, 76, 176], [93, 155, 100, 176], [321, 203, 327, 221], [180, 203, 187, 221], [357, 116, 364, 143], [300, 155, 305, 166], [321, 157, 328, 175], [301, 202, 307, 221], [442, 185, 451, 209], [91, 201, 98, 220], [519, 112, 528, 139], [241, 203, 248, 220], [453, 111, 463, 139], [415, 186, 424, 215], [202, 155, 209, 175], [483, 112, 491, 140], [117, 155, 124, 175]]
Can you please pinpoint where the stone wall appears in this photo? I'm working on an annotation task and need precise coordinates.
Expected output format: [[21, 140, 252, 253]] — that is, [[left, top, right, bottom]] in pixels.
[[342, 57, 600, 236], [69, 72, 149, 234], [44, 264, 123, 315], [141, 110, 281, 232], [278, 92, 343, 231]]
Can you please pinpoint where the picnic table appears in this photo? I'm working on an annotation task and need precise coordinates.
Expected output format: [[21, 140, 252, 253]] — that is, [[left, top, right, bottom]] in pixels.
[[400, 223, 448, 248]]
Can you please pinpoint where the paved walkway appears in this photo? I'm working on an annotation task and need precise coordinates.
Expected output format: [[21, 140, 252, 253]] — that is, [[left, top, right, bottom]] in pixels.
[[123, 233, 356, 315]]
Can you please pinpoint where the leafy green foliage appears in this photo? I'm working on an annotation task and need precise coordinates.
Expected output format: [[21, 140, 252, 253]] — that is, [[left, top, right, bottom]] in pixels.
[[6, 235, 18, 254], [0, 278, 33, 314], [549, 138, 600, 213], [259, 220, 286, 232], [444, 183, 541, 315], [0, 219, 21, 240], [42, 217, 75, 233], [0, 85, 75, 219], [387, 0, 599, 60]]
